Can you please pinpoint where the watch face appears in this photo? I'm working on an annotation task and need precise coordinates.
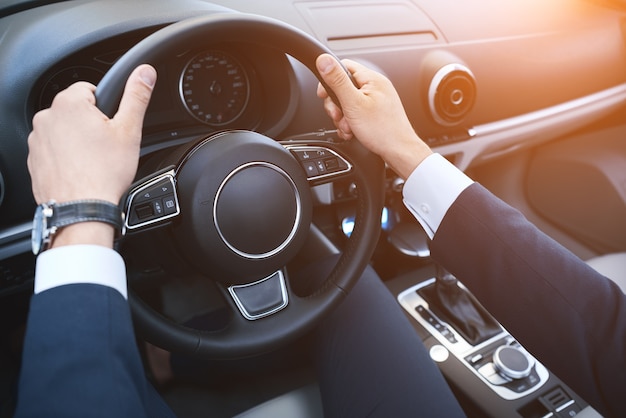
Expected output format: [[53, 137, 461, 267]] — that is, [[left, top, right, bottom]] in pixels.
[[32, 205, 44, 255], [31, 204, 53, 255]]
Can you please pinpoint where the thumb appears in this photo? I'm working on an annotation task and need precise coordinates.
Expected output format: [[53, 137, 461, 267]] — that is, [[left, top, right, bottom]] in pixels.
[[114, 64, 157, 130], [316, 54, 358, 107]]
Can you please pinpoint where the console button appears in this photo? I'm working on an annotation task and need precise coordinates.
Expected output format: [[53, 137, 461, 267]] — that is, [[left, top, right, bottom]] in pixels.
[[556, 401, 580, 418], [416, 305, 458, 343], [477, 363, 511, 385]]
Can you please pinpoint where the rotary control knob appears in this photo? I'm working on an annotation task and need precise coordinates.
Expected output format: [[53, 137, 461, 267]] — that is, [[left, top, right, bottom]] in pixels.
[[493, 345, 534, 380]]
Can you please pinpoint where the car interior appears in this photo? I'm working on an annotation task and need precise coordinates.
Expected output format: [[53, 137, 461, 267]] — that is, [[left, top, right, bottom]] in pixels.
[[1, 0, 625, 417]]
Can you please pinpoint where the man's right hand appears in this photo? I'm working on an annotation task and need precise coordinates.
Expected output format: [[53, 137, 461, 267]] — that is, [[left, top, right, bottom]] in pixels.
[[315, 54, 432, 179]]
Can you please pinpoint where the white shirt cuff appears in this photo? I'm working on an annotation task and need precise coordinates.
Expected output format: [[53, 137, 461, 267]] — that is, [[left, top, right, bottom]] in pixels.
[[402, 153, 474, 239], [34, 245, 128, 299]]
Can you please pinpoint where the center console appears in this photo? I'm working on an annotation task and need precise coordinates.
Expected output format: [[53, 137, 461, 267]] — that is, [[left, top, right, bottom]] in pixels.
[[399, 278, 549, 401], [386, 266, 602, 418]]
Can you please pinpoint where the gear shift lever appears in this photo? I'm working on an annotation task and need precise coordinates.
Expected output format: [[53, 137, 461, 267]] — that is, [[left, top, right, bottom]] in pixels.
[[420, 265, 501, 345]]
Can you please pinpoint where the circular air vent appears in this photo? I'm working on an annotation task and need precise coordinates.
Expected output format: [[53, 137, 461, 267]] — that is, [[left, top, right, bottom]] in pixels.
[[428, 63, 476, 126]]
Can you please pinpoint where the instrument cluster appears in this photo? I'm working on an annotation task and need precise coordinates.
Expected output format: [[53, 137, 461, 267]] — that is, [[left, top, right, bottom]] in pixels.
[[180, 50, 250, 127], [34, 37, 297, 143]]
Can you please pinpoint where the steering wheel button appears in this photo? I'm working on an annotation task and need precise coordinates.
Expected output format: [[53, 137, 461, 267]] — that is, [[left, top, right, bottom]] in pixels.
[[124, 171, 181, 230], [324, 157, 339, 171], [294, 150, 312, 160], [136, 192, 153, 203], [133, 179, 174, 204], [286, 145, 352, 181], [147, 180, 174, 199], [134, 188, 155, 204], [303, 161, 319, 177], [135, 203, 154, 220], [163, 195, 177, 215]]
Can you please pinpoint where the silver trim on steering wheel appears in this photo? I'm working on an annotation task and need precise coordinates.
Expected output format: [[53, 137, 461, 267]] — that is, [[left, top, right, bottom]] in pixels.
[[124, 170, 180, 233], [213, 161, 302, 259], [228, 270, 289, 320]]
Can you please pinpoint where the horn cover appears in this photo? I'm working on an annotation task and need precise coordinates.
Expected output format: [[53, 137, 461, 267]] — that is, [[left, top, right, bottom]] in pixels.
[[173, 130, 312, 284]]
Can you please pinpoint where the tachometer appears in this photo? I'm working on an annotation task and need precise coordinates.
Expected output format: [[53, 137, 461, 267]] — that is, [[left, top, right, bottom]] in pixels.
[[180, 51, 250, 126]]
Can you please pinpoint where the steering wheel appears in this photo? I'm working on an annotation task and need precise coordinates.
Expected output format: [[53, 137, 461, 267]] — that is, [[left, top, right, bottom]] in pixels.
[[95, 13, 385, 359]]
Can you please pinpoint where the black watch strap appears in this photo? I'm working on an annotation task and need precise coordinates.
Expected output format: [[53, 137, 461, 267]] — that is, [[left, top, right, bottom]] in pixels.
[[50, 200, 123, 230]]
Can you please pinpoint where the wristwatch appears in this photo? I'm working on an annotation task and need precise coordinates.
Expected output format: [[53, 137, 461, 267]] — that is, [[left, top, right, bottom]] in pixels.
[[31, 199, 123, 255]]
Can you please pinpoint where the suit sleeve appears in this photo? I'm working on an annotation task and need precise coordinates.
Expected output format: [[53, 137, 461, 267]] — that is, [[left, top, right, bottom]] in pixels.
[[15, 284, 174, 418], [430, 183, 626, 418]]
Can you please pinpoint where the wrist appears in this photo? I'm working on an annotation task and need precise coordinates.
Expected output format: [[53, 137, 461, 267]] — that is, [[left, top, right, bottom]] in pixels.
[[385, 134, 433, 179], [31, 199, 123, 255], [51, 222, 116, 249]]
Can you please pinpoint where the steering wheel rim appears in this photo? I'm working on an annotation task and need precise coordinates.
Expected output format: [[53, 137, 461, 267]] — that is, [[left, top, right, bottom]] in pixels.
[[96, 12, 385, 359]]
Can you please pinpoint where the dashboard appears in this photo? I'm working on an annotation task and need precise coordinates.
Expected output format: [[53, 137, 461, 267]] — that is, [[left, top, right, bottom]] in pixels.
[[32, 30, 299, 146], [1, 0, 626, 292]]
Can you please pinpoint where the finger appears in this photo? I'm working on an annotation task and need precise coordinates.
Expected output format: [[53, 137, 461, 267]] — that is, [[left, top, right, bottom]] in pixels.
[[316, 54, 360, 107], [316, 81, 330, 100], [321, 97, 353, 140], [341, 59, 393, 95], [30, 108, 48, 132], [323, 96, 343, 122], [340, 59, 370, 75], [27, 132, 44, 203], [113, 64, 157, 131], [50, 81, 97, 109], [69, 81, 97, 96], [337, 118, 353, 140]]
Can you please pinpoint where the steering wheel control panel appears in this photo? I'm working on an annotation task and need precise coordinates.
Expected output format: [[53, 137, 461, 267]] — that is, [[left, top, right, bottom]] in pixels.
[[398, 278, 549, 401], [286, 145, 351, 181], [124, 170, 180, 232]]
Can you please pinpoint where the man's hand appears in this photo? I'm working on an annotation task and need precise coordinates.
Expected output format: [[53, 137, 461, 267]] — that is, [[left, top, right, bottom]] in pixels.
[[28, 64, 156, 206], [27, 64, 156, 248], [315, 54, 431, 179]]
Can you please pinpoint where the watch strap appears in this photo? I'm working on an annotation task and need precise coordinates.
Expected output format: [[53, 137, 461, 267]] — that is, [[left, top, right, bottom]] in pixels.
[[49, 200, 123, 230]]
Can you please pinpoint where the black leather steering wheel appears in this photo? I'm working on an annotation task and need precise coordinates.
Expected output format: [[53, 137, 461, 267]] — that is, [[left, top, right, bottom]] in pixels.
[[95, 13, 384, 359]]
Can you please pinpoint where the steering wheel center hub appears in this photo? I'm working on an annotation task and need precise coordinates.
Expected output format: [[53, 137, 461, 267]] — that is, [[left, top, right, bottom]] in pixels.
[[173, 130, 312, 283], [214, 162, 301, 259]]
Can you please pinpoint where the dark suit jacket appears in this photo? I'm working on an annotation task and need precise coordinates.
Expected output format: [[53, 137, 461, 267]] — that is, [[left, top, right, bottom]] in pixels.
[[431, 183, 626, 418], [14, 183, 625, 417], [14, 284, 174, 417]]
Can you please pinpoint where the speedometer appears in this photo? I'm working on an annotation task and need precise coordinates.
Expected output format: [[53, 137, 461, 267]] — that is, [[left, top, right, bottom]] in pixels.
[[180, 51, 250, 126]]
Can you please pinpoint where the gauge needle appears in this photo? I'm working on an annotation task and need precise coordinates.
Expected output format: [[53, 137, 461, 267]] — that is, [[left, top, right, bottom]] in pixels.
[[210, 80, 222, 95]]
